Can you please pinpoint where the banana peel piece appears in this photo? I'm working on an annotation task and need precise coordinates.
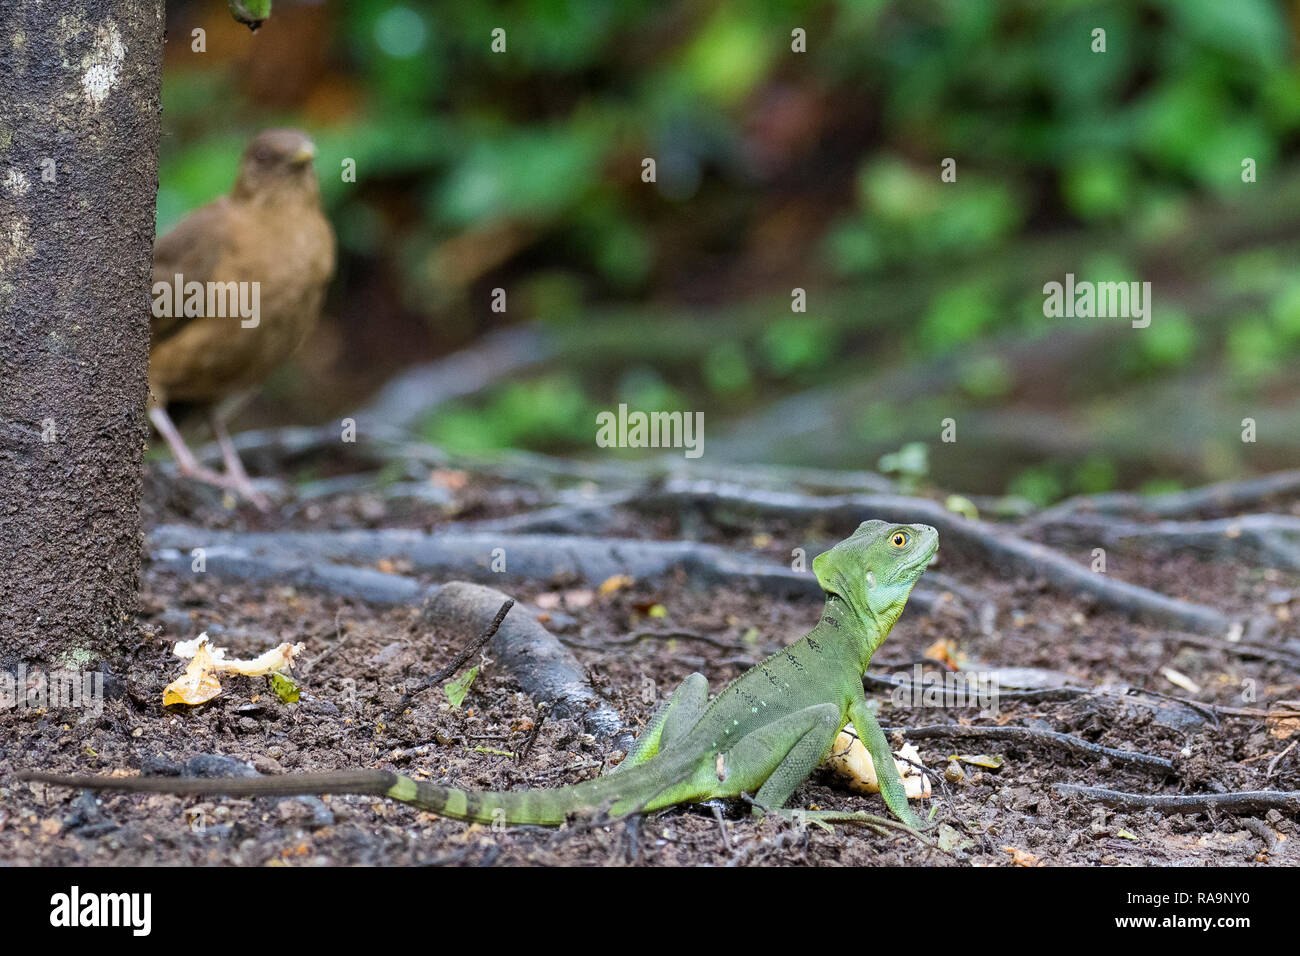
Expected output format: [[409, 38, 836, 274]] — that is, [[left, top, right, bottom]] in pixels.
[[822, 732, 931, 799], [163, 633, 304, 707]]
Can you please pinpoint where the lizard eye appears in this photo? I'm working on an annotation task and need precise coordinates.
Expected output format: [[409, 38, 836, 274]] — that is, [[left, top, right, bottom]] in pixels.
[[891, 532, 909, 547]]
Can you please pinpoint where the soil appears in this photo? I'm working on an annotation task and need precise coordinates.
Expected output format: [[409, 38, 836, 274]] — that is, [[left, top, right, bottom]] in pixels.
[[2, 460, 1298, 866]]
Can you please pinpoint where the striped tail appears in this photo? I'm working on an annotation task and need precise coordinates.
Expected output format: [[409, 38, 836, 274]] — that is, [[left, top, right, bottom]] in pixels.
[[18, 760, 697, 826]]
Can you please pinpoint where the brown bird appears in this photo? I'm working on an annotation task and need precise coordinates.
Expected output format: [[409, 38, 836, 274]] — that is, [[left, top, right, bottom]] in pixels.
[[149, 128, 335, 507]]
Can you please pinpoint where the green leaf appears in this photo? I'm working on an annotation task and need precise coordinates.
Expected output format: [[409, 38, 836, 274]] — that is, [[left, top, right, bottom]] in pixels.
[[944, 495, 980, 521], [445, 665, 479, 709], [268, 673, 299, 704], [469, 746, 514, 757], [952, 753, 1004, 770], [228, 0, 271, 30]]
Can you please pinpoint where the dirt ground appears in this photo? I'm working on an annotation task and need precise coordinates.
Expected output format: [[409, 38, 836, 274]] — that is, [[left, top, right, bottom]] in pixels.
[[2, 462, 1298, 866]]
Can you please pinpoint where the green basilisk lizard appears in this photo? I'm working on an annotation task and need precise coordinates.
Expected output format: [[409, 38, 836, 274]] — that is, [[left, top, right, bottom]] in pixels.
[[19, 521, 938, 830]]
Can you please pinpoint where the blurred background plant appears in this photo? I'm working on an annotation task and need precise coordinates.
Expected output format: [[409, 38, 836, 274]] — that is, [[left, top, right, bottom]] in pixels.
[[159, 0, 1300, 501]]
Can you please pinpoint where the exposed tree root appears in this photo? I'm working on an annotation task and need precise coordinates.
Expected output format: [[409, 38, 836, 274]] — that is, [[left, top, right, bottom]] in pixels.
[[1030, 469, 1300, 523], [191, 426, 898, 497], [150, 543, 426, 605], [422, 582, 626, 742], [390, 597, 514, 720], [883, 723, 1175, 773], [1161, 630, 1300, 671], [356, 325, 556, 437], [1030, 512, 1300, 572], [632, 479, 1238, 635], [147, 524, 947, 613], [1053, 784, 1300, 816], [151, 538, 624, 743]]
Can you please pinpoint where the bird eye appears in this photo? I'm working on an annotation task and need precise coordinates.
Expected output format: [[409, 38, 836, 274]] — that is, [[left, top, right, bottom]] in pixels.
[[891, 532, 908, 547]]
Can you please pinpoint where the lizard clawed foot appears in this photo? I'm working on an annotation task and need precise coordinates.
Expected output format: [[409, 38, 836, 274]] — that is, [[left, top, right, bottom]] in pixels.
[[757, 803, 943, 849]]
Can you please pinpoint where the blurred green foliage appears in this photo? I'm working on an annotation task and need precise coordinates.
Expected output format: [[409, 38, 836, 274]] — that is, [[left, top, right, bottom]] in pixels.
[[160, 0, 1300, 498]]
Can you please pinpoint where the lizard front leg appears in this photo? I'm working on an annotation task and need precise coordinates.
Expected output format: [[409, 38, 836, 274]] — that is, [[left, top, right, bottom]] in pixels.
[[848, 694, 924, 829]]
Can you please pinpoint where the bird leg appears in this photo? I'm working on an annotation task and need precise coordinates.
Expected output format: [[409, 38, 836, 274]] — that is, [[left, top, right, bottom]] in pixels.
[[148, 405, 270, 510], [210, 413, 270, 510], [149, 406, 223, 482]]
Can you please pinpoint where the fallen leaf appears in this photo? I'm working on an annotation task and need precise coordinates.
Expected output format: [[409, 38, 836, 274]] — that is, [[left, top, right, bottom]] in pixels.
[[563, 589, 594, 609], [1161, 666, 1201, 694], [598, 574, 634, 596], [952, 753, 1004, 770], [1004, 846, 1038, 866], [430, 469, 468, 490], [445, 665, 479, 708], [164, 634, 304, 707], [1267, 715, 1300, 740], [172, 634, 304, 677], [923, 639, 959, 668], [937, 823, 974, 853], [269, 673, 300, 704], [944, 495, 979, 520], [163, 642, 223, 707]]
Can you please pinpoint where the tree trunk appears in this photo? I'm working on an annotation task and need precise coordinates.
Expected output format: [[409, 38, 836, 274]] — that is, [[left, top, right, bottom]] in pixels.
[[0, 1, 163, 668]]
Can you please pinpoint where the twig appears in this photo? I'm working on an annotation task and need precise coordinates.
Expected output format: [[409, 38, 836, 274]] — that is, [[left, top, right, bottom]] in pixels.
[[710, 803, 733, 852], [1053, 784, 1300, 815], [884, 723, 1174, 773], [562, 629, 751, 653], [1163, 630, 1300, 671], [1267, 740, 1298, 779], [517, 703, 550, 764], [864, 671, 1094, 706], [391, 599, 514, 718]]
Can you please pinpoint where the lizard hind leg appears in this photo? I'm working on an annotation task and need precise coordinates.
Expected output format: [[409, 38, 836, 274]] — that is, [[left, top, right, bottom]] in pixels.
[[657, 672, 710, 751], [721, 702, 843, 812], [608, 672, 709, 775]]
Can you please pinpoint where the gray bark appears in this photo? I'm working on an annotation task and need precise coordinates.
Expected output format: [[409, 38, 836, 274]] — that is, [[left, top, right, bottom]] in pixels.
[[0, 1, 163, 667]]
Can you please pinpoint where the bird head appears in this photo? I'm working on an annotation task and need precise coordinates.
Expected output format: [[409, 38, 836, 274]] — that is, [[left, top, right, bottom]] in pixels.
[[232, 129, 321, 201]]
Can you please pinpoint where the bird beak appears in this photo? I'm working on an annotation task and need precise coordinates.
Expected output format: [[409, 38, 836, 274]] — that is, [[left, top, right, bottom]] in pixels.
[[290, 141, 317, 165]]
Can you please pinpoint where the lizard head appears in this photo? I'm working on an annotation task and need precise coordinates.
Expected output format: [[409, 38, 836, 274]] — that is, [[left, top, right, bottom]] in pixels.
[[812, 520, 939, 643]]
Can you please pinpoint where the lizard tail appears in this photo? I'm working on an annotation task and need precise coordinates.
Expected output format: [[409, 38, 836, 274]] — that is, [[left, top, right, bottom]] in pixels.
[[17, 765, 680, 826]]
